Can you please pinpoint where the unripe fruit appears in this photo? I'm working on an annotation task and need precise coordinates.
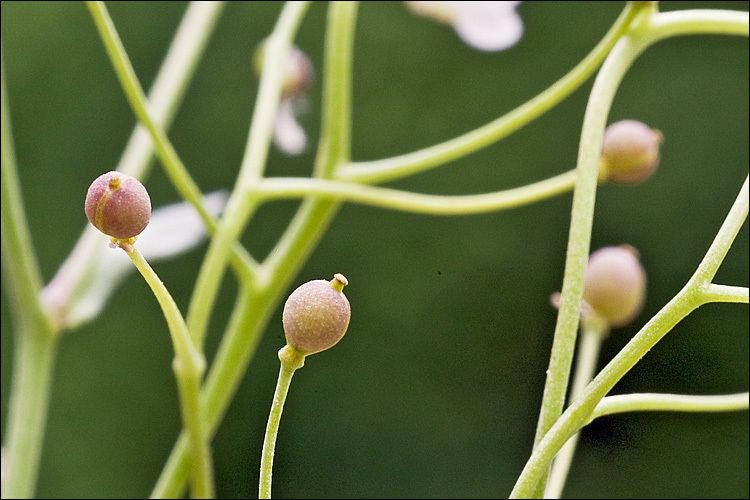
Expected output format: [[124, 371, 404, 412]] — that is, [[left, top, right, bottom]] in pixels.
[[600, 120, 663, 184], [282, 274, 350, 356], [85, 171, 151, 239], [582, 245, 646, 328]]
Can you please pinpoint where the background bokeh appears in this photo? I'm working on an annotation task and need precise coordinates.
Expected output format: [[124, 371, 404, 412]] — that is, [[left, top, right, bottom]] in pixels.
[[1, 2, 748, 498]]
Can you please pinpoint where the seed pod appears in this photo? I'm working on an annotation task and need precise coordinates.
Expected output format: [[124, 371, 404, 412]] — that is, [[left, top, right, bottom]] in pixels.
[[582, 245, 646, 328], [282, 274, 350, 356], [85, 171, 151, 239], [600, 120, 663, 184]]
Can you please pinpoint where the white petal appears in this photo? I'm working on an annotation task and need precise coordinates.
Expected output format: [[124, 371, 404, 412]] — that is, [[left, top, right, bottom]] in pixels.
[[273, 99, 307, 156], [138, 190, 228, 259], [453, 1, 523, 52]]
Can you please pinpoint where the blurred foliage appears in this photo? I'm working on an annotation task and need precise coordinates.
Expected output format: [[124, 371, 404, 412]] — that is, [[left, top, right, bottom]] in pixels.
[[1, 1, 748, 498]]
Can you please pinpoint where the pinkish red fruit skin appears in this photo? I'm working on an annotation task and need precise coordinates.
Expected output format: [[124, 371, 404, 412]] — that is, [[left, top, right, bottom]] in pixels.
[[282, 280, 351, 355], [583, 246, 646, 328], [85, 171, 151, 239], [601, 120, 662, 184]]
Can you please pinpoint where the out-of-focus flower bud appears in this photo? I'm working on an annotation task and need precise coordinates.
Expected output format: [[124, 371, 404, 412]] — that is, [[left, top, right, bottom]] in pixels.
[[582, 245, 647, 328], [600, 120, 663, 185]]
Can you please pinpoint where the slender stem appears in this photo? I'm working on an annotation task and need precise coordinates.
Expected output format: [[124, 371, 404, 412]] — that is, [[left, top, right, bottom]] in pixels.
[[259, 348, 305, 499], [41, 1, 230, 330], [186, 1, 310, 349], [591, 392, 749, 421], [115, 1, 226, 180], [255, 170, 577, 215], [151, 4, 359, 496], [335, 3, 640, 185], [688, 176, 749, 289], [546, 324, 607, 499], [1, 49, 60, 499], [126, 247, 213, 498], [86, 0, 260, 292], [151, 287, 274, 499], [702, 284, 749, 304], [86, 2, 212, 227], [531, 2, 652, 461], [511, 175, 749, 498]]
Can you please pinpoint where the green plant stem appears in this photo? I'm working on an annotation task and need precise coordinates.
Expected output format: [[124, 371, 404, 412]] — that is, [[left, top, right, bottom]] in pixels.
[[115, 1, 226, 180], [335, 3, 640, 185], [41, 1, 228, 330], [1, 50, 60, 499], [86, 1, 260, 287], [702, 284, 748, 303], [185, 0, 310, 349], [259, 348, 305, 499], [151, 3, 358, 497], [529, 10, 658, 497], [126, 247, 213, 499], [255, 170, 577, 215], [511, 175, 748, 498], [546, 323, 607, 499], [527, 6, 750, 496], [591, 392, 749, 421], [86, 1, 214, 229]]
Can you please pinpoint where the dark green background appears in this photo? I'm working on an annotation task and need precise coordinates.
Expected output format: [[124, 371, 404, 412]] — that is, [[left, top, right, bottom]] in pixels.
[[2, 2, 748, 498]]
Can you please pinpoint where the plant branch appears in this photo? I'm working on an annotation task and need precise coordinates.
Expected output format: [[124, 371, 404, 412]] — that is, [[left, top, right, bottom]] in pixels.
[[254, 170, 577, 215], [335, 3, 641, 185], [1, 48, 59, 500]]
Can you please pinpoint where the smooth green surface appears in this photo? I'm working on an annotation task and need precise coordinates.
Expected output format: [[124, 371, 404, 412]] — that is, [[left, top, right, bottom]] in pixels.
[[1, 2, 747, 498]]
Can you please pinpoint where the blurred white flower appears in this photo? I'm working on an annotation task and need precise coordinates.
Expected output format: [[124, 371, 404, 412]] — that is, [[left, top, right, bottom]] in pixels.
[[273, 98, 308, 156], [406, 1, 523, 52], [255, 43, 314, 156], [42, 191, 228, 328]]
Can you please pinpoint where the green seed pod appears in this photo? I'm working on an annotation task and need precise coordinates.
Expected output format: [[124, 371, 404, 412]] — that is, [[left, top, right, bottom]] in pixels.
[[85, 171, 151, 239], [282, 274, 350, 356], [600, 120, 663, 184], [582, 245, 647, 328]]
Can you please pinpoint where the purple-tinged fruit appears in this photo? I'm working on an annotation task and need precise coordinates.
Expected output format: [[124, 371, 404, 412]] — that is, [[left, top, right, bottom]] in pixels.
[[600, 120, 663, 184], [582, 245, 647, 328], [85, 171, 151, 239], [282, 274, 350, 356]]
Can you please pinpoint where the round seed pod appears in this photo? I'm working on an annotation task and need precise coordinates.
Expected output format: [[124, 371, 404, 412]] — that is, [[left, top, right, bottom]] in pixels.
[[85, 171, 151, 239], [282, 274, 350, 356], [582, 245, 647, 328], [600, 120, 663, 184]]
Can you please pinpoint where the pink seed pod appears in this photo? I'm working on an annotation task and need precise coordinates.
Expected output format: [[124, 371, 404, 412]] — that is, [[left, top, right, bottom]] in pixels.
[[282, 274, 351, 356], [85, 171, 151, 239], [582, 245, 647, 328], [600, 120, 663, 185]]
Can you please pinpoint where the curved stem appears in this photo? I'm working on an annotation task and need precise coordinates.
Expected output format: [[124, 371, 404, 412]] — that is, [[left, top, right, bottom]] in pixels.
[[1, 50, 60, 499], [259, 348, 305, 499], [546, 323, 607, 499], [512, 174, 749, 498], [86, 1, 214, 229], [591, 392, 749, 421], [702, 284, 748, 304], [531, 1, 653, 462], [186, 0, 310, 349], [336, 3, 641, 185], [127, 247, 213, 498], [42, 2, 231, 330], [151, 3, 358, 497], [255, 170, 577, 215]]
